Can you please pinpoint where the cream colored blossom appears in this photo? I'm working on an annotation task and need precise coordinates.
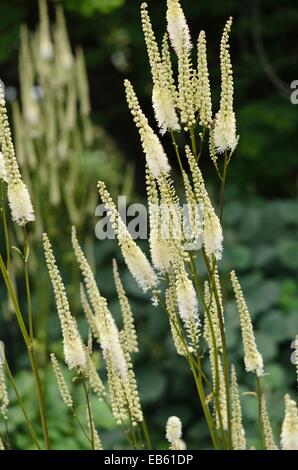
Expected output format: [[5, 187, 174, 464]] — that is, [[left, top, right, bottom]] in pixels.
[[152, 85, 180, 134], [141, 4, 179, 133], [0, 437, 4, 450], [50, 353, 73, 408], [214, 17, 237, 153], [175, 270, 198, 325], [43, 233, 86, 370], [166, 416, 183, 450], [0, 83, 35, 225], [231, 365, 246, 450], [7, 181, 35, 226], [166, 0, 191, 56], [231, 271, 264, 377], [124, 79, 171, 178], [281, 394, 298, 450]]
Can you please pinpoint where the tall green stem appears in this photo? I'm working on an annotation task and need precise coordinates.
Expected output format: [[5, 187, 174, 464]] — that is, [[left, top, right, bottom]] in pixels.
[[0, 255, 51, 449], [219, 151, 229, 222], [4, 359, 41, 449], [23, 226, 33, 340], [170, 131, 184, 173], [256, 376, 265, 449], [81, 375, 95, 450]]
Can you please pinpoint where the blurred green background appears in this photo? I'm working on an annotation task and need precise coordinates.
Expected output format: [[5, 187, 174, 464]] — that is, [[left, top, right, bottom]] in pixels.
[[0, 0, 297, 450]]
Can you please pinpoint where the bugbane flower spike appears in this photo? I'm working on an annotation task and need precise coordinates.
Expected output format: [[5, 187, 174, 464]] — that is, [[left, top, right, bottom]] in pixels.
[[166, 416, 185, 450], [209, 347, 227, 431], [141, 4, 180, 134], [73, 229, 142, 425], [38, 0, 53, 60], [231, 365, 246, 450], [260, 395, 278, 450], [86, 354, 106, 400], [203, 277, 224, 352], [165, 277, 187, 356], [55, 5, 73, 70], [166, 0, 191, 56], [50, 353, 73, 408], [146, 170, 173, 273], [230, 271, 264, 377], [97, 181, 158, 292], [177, 43, 196, 131], [86, 408, 102, 450], [175, 269, 198, 325], [214, 17, 237, 153], [0, 437, 4, 450], [113, 259, 138, 354], [281, 394, 298, 450], [124, 79, 171, 178], [185, 146, 223, 259], [0, 152, 7, 182], [0, 83, 35, 226], [161, 33, 179, 106], [197, 31, 212, 128], [0, 363, 9, 420], [43, 233, 86, 370]]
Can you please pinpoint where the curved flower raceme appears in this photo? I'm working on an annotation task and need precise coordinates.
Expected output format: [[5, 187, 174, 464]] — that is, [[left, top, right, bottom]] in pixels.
[[0, 83, 35, 225], [43, 233, 86, 370], [213, 17, 237, 153]]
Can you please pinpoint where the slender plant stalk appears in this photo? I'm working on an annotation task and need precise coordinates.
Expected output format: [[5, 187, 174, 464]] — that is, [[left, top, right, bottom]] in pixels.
[[219, 151, 229, 222], [27, 347, 51, 449], [256, 376, 265, 449], [4, 360, 41, 449], [23, 226, 33, 340], [190, 127, 197, 159], [0, 255, 51, 449], [170, 131, 184, 173], [141, 417, 152, 450], [81, 375, 95, 450], [73, 412, 91, 443]]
